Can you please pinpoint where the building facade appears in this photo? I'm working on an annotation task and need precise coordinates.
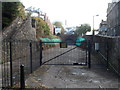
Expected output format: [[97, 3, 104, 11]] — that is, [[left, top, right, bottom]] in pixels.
[[107, 1, 120, 36], [44, 14, 54, 34], [25, 7, 54, 35], [99, 20, 107, 35]]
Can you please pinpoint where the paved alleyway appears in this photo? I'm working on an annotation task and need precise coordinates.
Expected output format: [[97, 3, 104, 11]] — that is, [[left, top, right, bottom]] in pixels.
[[26, 45, 119, 88]]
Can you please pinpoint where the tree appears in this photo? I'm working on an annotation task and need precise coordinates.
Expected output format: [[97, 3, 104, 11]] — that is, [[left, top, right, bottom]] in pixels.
[[2, 2, 25, 29], [75, 24, 91, 36], [33, 17, 50, 38], [53, 21, 65, 34]]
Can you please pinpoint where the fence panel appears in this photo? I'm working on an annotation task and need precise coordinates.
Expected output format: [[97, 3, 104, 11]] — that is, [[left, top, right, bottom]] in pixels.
[[41, 41, 89, 66], [2, 40, 91, 89], [2, 40, 40, 89]]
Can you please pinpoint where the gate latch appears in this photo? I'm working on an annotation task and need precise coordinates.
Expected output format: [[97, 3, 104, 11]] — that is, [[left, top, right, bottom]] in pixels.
[[60, 42, 67, 48]]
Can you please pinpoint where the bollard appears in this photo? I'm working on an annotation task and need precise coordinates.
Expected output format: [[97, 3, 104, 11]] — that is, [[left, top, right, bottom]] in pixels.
[[20, 64, 25, 89], [106, 40, 109, 69], [9, 41, 13, 87], [88, 40, 91, 68], [85, 41, 88, 64]]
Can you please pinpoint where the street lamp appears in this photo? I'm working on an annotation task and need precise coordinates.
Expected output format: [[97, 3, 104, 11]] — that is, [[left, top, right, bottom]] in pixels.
[[93, 15, 99, 35]]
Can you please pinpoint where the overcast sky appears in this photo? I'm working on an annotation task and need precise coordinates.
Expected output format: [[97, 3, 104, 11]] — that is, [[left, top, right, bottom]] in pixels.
[[20, 0, 112, 29]]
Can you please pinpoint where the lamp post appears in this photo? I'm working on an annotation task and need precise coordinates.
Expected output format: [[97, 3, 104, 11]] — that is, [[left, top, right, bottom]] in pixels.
[[92, 15, 99, 35]]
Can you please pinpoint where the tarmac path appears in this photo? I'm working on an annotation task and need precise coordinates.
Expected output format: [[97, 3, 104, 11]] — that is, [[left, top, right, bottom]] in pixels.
[[26, 45, 119, 88]]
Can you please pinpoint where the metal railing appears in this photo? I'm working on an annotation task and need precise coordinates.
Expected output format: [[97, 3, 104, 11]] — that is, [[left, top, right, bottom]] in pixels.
[[2, 40, 41, 89], [2, 40, 91, 89]]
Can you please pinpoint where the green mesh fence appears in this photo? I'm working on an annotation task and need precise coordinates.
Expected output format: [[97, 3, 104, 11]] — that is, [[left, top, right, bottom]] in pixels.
[[40, 37, 86, 45], [76, 37, 86, 46], [39, 38, 62, 45]]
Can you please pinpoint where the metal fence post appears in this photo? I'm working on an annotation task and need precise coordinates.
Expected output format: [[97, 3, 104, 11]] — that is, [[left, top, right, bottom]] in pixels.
[[9, 41, 13, 87], [40, 41, 42, 66], [88, 40, 91, 68], [20, 64, 25, 89], [86, 41, 88, 64], [106, 40, 109, 69], [30, 42, 32, 73]]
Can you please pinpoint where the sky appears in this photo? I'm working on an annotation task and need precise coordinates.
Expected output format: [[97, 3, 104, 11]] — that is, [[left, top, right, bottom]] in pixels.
[[20, 0, 112, 29]]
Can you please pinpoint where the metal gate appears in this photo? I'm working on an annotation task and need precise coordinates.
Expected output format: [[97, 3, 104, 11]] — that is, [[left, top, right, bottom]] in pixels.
[[1, 40, 91, 89], [40, 40, 91, 68]]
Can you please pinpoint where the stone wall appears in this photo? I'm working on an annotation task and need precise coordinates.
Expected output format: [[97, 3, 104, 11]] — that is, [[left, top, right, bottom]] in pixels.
[[60, 34, 78, 42], [84, 35, 120, 76], [2, 16, 37, 62], [107, 1, 120, 36], [2, 16, 36, 41], [2, 17, 23, 40], [12, 17, 36, 41]]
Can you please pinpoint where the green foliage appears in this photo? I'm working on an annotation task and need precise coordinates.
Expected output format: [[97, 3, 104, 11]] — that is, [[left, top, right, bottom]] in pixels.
[[53, 21, 62, 27], [53, 21, 65, 34], [49, 34, 56, 39], [2, 2, 25, 29], [75, 24, 91, 36], [44, 23, 50, 35], [33, 17, 50, 38]]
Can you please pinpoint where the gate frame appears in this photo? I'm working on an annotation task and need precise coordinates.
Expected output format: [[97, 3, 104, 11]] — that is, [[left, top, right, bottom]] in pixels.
[[39, 41, 91, 68]]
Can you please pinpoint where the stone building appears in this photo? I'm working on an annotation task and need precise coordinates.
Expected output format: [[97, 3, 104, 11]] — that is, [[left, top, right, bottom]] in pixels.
[[107, 1, 120, 36]]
